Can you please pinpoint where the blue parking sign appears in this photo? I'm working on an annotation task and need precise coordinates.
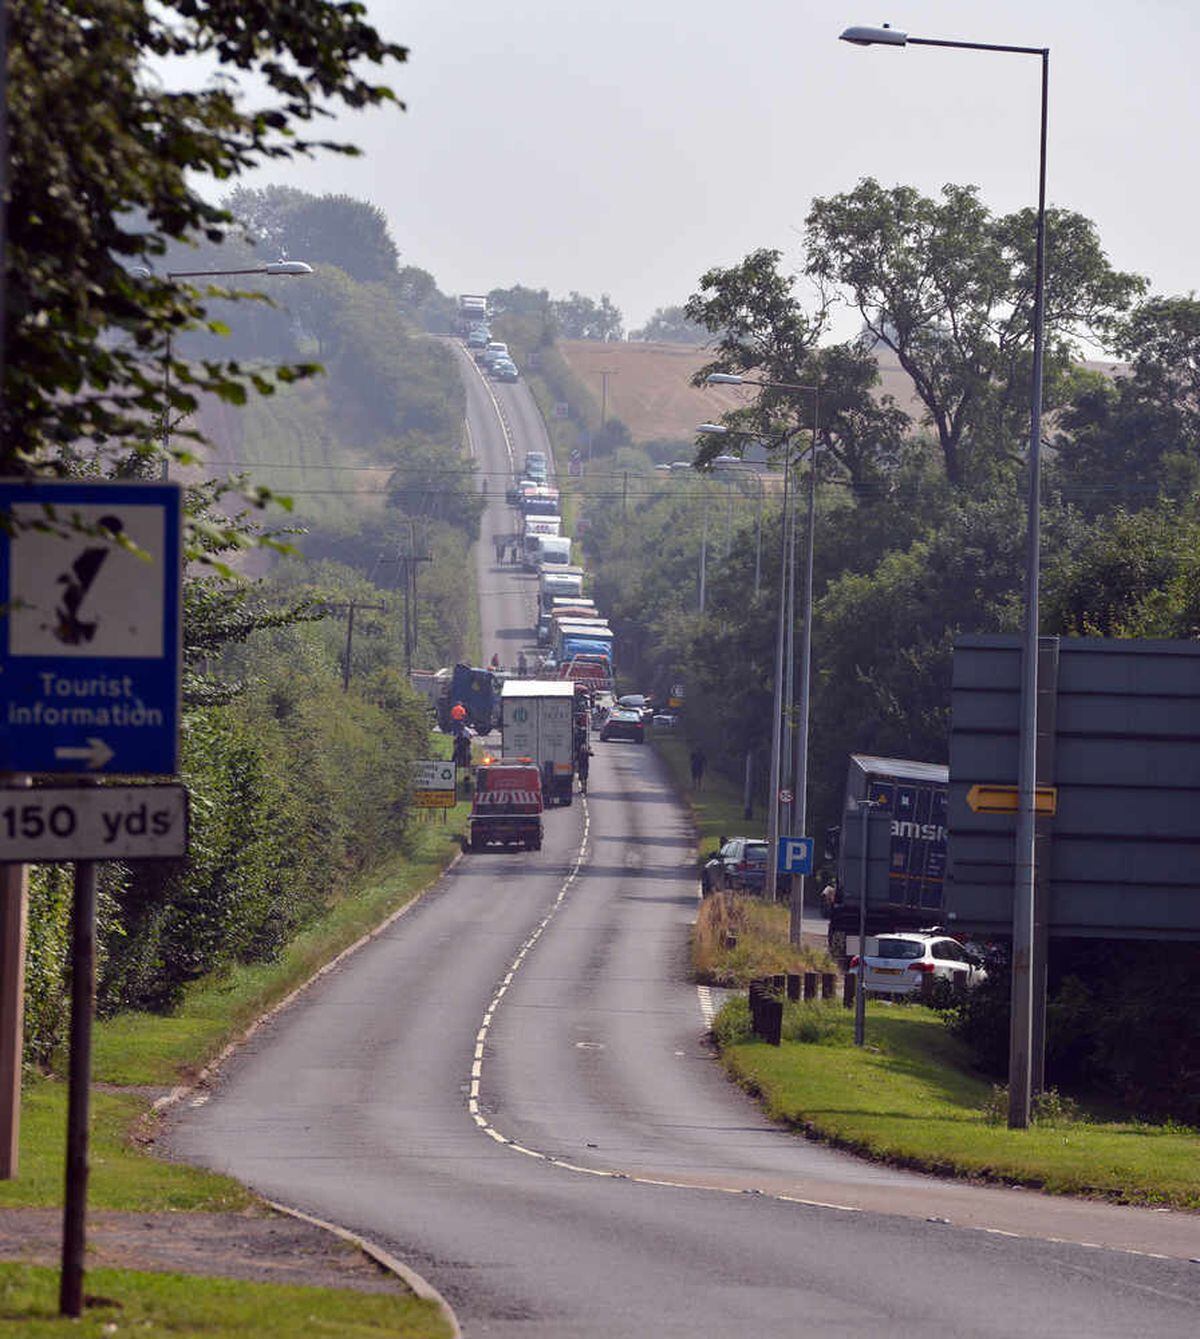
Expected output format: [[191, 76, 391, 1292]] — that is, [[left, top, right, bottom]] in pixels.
[[777, 835, 814, 875], [0, 480, 182, 775]]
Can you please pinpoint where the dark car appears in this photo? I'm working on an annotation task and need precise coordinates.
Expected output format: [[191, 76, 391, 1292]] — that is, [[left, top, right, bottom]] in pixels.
[[599, 707, 645, 744], [617, 693, 654, 723], [702, 837, 769, 894]]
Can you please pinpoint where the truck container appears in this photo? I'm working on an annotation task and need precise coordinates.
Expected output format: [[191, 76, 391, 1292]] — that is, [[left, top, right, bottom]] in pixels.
[[827, 754, 949, 955], [467, 758, 543, 851], [520, 486, 560, 517], [500, 680, 576, 806]]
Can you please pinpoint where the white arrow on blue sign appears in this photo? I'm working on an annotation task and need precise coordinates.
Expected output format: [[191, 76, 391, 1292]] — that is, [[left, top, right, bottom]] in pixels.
[[777, 835, 814, 875], [0, 480, 182, 776]]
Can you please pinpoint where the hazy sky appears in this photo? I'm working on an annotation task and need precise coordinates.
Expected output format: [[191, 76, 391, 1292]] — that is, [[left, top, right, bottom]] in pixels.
[[231, 0, 1200, 334]]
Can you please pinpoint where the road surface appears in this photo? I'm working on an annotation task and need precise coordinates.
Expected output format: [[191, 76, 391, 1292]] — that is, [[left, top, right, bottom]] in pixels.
[[168, 343, 1200, 1337]]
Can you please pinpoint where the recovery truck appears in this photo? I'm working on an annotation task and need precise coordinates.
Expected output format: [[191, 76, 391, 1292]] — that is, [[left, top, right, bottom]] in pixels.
[[467, 757, 543, 852], [826, 754, 949, 956], [500, 679, 576, 806]]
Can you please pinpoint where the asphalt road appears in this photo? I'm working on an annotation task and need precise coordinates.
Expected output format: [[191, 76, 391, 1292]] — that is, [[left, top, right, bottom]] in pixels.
[[168, 345, 1200, 1337]]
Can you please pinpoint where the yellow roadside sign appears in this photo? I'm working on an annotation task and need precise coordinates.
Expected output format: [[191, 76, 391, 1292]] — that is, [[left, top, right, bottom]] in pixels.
[[966, 784, 1057, 816], [414, 790, 456, 809]]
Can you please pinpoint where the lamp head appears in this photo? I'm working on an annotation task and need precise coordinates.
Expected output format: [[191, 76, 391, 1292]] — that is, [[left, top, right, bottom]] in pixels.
[[266, 260, 314, 276], [705, 373, 745, 386], [696, 423, 729, 434], [840, 24, 908, 46]]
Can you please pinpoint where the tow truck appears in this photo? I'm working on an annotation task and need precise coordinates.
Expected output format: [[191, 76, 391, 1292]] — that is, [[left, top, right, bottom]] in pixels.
[[466, 757, 544, 852]]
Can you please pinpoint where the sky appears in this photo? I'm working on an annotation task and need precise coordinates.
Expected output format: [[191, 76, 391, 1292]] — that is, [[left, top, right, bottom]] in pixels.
[[224, 0, 1200, 336]]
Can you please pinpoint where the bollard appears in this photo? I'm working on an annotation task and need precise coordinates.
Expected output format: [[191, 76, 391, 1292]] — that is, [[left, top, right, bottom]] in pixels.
[[786, 973, 800, 1002], [821, 972, 836, 1001], [919, 971, 936, 1004], [724, 932, 738, 950], [762, 997, 783, 1046], [803, 972, 817, 1001], [748, 979, 765, 1037], [842, 973, 855, 1010], [771, 973, 787, 995]]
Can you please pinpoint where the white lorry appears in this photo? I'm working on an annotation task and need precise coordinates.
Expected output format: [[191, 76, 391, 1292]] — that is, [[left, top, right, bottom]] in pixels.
[[500, 679, 577, 807], [534, 535, 573, 569], [539, 565, 585, 609]]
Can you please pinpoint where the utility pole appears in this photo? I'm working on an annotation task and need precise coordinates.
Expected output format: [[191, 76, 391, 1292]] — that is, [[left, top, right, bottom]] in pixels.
[[321, 600, 387, 692], [393, 526, 432, 675], [599, 369, 617, 428]]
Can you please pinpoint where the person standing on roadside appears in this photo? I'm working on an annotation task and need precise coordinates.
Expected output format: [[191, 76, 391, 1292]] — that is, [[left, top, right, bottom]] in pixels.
[[690, 748, 707, 790]]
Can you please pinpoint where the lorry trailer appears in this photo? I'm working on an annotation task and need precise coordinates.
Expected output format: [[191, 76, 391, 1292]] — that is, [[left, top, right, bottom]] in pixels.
[[827, 754, 949, 955], [500, 679, 577, 806]]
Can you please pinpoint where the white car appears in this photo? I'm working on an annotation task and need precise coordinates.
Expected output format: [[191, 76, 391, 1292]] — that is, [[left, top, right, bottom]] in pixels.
[[849, 931, 986, 997]]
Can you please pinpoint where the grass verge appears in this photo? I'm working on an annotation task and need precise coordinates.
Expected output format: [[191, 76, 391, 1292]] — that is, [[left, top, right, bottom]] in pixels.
[[9, 808, 468, 1214], [695, 892, 832, 984], [0, 1263, 452, 1338], [652, 731, 762, 862], [0, 1076, 249, 1212], [716, 996, 1200, 1209]]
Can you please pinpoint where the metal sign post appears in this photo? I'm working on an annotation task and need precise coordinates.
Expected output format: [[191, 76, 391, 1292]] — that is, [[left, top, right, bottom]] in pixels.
[[59, 780, 97, 1318], [854, 800, 879, 1048], [0, 479, 183, 1317]]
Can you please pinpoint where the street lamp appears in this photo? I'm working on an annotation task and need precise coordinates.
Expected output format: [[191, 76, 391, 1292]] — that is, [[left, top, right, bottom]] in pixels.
[[154, 260, 315, 477], [705, 373, 818, 948], [696, 425, 768, 596], [840, 23, 1048, 1130]]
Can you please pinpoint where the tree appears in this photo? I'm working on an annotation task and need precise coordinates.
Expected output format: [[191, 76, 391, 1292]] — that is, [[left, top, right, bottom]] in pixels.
[[685, 249, 910, 495], [224, 187, 401, 284], [7, 1, 406, 477], [805, 179, 1144, 484], [552, 291, 624, 341], [630, 305, 709, 345]]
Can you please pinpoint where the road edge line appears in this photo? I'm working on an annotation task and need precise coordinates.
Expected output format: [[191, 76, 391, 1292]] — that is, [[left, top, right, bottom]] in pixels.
[[264, 1196, 463, 1339]]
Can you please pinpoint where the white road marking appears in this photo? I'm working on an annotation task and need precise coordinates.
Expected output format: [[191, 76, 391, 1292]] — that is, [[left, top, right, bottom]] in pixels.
[[460, 746, 1178, 1266]]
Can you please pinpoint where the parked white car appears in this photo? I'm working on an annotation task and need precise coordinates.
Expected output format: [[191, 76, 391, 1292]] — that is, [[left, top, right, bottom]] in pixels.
[[849, 931, 986, 997]]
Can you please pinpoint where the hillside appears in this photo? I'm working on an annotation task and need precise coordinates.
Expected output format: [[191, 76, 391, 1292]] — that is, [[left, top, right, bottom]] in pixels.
[[558, 340, 745, 443]]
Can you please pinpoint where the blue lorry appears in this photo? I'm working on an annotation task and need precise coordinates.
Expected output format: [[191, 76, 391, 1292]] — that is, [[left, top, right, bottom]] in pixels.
[[826, 754, 949, 956]]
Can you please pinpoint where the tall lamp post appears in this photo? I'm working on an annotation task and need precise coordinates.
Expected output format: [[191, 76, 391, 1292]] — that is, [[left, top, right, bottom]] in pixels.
[[705, 374, 818, 947], [840, 23, 1048, 1129], [697, 426, 768, 597], [155, 259, 314, 477]]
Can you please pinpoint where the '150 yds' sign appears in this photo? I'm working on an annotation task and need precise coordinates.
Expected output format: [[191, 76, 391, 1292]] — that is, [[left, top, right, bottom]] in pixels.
[[0, 784, 188, 862]]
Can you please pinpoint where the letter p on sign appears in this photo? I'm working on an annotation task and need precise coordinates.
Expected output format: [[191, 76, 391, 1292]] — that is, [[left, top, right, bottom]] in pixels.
[[777, 836, 814, 875]]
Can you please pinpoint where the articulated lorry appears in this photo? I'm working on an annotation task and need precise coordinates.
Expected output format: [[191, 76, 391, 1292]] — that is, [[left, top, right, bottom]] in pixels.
[[457, 294, 489, 334], [500, 679, 576, 806], [438, 662, 501, 735], [539, 566, 585, 609], [826, 754, 949, 956]]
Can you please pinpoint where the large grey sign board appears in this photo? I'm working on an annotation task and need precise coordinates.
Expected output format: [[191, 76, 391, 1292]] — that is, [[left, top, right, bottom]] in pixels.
[[947, 634, 1200, 939]]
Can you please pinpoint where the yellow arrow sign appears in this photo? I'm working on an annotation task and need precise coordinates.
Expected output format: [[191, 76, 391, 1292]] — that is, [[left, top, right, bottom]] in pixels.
[[967, 784, 1058, 816]]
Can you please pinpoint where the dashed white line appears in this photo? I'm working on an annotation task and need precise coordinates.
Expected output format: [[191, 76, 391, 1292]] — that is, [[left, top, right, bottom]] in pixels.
[[461, 788, 1181, 1266]]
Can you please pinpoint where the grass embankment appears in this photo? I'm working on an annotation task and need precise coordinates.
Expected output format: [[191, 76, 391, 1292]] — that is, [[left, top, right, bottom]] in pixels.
[[716, 996, 1200, 1209], [0, 1264, 451, 1338], [5, 807, 467, 1331], [651, 731, 761, 861], [10, 816, 469, 1212]]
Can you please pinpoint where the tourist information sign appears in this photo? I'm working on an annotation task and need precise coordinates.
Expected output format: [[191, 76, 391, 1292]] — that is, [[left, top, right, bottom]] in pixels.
[[0, 481, 182, 775]]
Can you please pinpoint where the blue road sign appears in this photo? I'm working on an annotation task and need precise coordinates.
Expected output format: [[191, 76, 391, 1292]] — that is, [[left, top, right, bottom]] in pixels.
[[0, 481, 182, 775], [777, 835, 814, 875]]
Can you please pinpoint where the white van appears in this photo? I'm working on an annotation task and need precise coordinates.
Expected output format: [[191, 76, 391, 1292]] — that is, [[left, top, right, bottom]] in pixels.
[[535, 535, 573, 569]]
